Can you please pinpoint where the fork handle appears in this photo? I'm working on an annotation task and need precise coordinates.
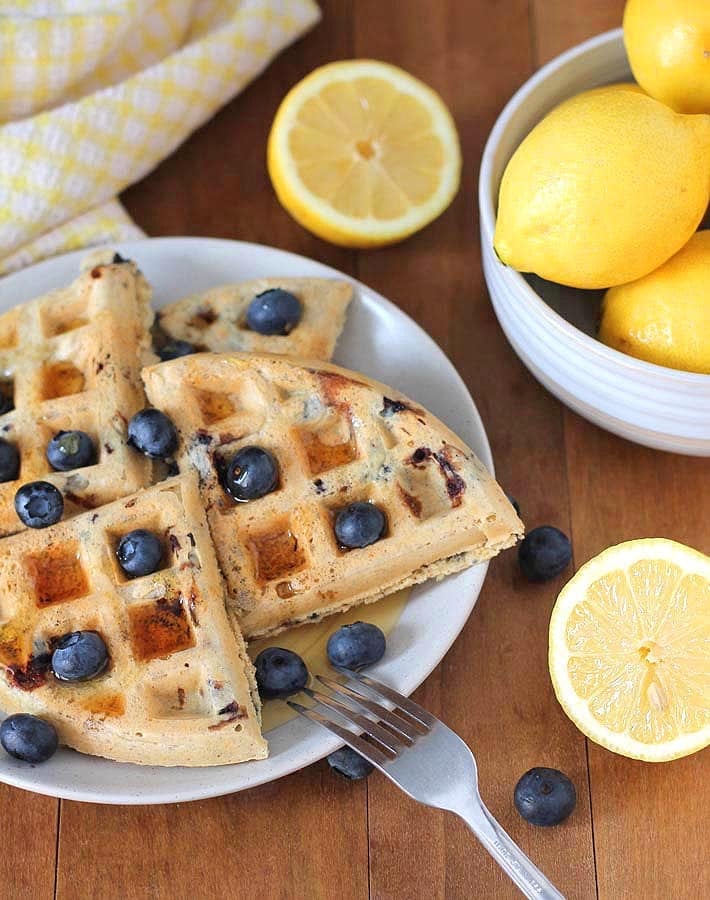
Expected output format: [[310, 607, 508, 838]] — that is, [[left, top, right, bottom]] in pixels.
[[453, 792, 566, 899]]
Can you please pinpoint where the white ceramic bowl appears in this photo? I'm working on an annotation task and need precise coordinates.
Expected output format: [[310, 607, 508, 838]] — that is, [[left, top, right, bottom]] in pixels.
[[479, 28, 710, 457]]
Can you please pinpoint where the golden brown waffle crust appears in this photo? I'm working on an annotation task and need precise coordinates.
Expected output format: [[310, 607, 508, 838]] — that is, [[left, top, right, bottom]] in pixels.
[[156, 277, 352, 360], [0, 473, 267, 766], [0, 257, 155, 537], [142, 353, 523, 639]]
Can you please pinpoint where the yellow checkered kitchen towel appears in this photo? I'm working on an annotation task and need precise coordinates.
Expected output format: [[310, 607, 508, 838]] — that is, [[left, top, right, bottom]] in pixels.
[[0, 0, 320, 274]]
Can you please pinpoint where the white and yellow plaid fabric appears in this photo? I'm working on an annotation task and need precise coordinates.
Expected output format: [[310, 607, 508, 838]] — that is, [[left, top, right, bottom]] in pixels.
[[0, 0, 320, 274]]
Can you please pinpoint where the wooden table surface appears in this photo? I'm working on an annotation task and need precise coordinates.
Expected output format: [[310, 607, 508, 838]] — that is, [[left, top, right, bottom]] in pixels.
[[3, 1, 708, 898]]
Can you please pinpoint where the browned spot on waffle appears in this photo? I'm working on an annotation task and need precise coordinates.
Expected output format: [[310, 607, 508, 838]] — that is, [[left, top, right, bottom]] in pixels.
[[434, 445, 466, 507], [247, 525, 306, 582], [193, 388, 235, 424], [40, 361, 85, 400], [408, 446, 432, 466], [397, 484, 422, 518], [128, 596, 195, 661], [188, 307, 217, 329], [25, 544, 89, 607], [177, 687, 186, 709], [0, 622, 30, 669], [90, 267, 102, 279], [314, 371, 367, 402], [82, 693, 125, 717], [298, 423, 358, 475], [7, 653, 51, 691], [64, 491, 97, 510]]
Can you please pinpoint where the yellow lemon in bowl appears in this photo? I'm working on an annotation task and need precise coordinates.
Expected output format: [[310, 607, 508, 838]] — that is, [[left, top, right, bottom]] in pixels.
[[624, 0, 710, 114], [549, 539, 710, 762], [494, 86, 710, 289], [599, 230, 710, 374], [267, 60, 461, 248]]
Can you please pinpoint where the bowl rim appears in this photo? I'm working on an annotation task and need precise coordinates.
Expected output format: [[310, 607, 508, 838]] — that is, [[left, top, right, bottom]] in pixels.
[[478, 26, 710, 387]]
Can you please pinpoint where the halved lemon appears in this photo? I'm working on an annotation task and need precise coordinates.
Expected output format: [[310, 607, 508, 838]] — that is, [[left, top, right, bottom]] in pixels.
[[549, 539, 709, 762], [267, 60, 461, 248]]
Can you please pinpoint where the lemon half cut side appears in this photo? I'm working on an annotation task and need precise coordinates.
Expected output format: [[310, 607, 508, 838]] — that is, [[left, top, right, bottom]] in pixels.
[[549, 539, 710, 762], [267, 60, 462, 248]]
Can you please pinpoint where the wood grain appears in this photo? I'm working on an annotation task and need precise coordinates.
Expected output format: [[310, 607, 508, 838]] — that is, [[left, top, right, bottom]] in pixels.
[[0, 784, 57, 900], [1, 2, 706, 899]]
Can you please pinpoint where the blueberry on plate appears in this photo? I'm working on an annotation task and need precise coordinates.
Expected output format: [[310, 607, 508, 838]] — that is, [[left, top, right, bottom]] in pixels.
[[327, 746, 374, 780], [246, 288, 302, 335], [0, 438, 19, 483], [514, 767, 576, 827], [518, 525, 571, 582], [15, 481, 63, 528], [0, 713, 58, 763], [254, 647, 308, 699], [46, 430, 96, 472], [334, 502, 386, 549], [327, 621, 386, 670], [158, 339, 195, 362], [127, 408, 178, 460], [116, 529, 163, 578], [51, 631, 109, 682], [223, 446, 278, 502]]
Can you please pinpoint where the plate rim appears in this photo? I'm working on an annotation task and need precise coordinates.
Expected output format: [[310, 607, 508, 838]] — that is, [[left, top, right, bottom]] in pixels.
[[0, 236, 495, 804]]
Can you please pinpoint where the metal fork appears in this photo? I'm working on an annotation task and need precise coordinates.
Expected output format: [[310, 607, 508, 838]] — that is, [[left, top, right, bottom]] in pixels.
[[288, 670, 565, 900]]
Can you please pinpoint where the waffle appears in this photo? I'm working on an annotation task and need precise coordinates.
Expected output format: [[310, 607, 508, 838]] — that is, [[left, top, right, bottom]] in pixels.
[[142, 353, 523, 639], [0, 473, 267, 766], [0, 257, 155, 537], [156, 277, 352, 360]]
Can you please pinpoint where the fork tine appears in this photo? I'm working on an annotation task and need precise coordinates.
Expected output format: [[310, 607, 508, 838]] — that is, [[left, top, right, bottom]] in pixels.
[[287, 701, 393, 767], [303, 686, 411, 752], [338, 668, 437, 728], [317, 674, 423, 740]]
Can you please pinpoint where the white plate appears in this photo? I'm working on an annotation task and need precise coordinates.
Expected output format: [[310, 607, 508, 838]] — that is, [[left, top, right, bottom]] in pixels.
[[0, 237, 494, 804]]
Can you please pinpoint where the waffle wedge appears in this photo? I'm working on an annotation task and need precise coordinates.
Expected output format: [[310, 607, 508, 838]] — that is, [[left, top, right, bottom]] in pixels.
[[156, 277, 352, 360], [0, 257, 155, 537], [142, 353, 523, 639], [0, 473, 267, 766]]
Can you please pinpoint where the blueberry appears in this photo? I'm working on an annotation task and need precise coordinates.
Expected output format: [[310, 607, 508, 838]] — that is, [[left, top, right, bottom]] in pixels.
[[0, 714, 58, 763], [15, 481, 63, 528], [0, 386, 13, 415], [158, 339, 195, 362], [327, 621, 386, 670], [334, 502, 385, 549], [518, 526, 572, 582], [254, 647, 308, 699], [51, 631, 109, 682], [246, 289, 302, 335], [0, 438, 19, 482], [46, 430, 96, 472], [112, 252, 129, 264], [116, 529, 163, 578], [514, 767, 576, 827], [507, 495, 521, 517], [127, 408, 178, 460], [223, 446, 278, 502], [327, 746, 374, 780]]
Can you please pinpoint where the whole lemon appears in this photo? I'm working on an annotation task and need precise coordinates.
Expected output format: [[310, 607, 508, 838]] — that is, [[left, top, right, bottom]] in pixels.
[[494, 87, 710, 289], [599, 230, 710, 374], [624, 0, 710, 114]]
